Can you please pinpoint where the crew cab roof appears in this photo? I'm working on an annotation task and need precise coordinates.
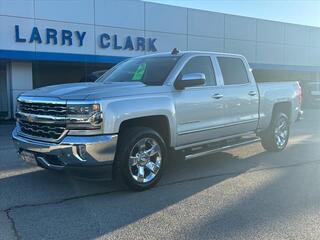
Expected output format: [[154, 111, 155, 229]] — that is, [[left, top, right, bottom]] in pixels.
[[137, 50, 245, 59]]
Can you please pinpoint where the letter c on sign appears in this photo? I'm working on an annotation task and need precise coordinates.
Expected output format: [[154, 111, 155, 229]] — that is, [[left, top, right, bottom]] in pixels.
[[100, 33, 110, 48]]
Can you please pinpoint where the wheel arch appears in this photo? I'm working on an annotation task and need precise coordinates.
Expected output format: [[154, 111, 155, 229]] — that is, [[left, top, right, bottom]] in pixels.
[[118, 115, 172, 148], [271, 102, 292, 123]]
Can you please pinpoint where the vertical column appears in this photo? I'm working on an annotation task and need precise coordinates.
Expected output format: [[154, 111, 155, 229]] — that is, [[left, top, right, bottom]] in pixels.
[[10, 62, 33, 117]]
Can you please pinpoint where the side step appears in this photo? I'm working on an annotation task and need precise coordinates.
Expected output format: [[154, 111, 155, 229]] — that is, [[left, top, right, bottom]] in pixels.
[[184, 137, 260, 160]]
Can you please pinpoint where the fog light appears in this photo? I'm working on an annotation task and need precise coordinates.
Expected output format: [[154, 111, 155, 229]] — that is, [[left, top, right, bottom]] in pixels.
[[77, 145, 87, 159]]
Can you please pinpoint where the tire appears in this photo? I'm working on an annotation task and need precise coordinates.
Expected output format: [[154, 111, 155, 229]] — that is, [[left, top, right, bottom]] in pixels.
[[260, 113, 290, 152], [113, 127, 167, 191]]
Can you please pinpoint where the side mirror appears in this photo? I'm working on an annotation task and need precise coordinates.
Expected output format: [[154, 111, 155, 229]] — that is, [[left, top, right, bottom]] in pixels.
[[175, 73, 206, 90]]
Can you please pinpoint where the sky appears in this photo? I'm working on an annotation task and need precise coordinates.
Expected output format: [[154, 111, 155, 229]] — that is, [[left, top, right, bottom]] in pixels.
[[144, 0, 320, 28]]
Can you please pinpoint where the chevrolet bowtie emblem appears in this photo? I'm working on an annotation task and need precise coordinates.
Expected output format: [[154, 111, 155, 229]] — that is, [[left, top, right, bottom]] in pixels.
[[27, 115, 34, 123]]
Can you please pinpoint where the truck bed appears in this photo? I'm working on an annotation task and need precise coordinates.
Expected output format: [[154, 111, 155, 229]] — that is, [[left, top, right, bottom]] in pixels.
[[257, 81, 301, 130]]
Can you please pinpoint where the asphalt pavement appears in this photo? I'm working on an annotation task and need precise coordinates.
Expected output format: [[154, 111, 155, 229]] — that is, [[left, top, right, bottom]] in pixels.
[[1, 110, 320, 240]]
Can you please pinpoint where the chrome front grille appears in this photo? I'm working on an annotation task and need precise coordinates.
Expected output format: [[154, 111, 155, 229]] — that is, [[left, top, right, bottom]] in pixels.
[[19, 120, 66, 141], [19, 101, 67, 117], [17, 98, 68, 142]]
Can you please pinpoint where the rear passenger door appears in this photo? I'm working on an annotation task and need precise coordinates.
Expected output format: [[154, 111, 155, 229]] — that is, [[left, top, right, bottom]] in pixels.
[[216, 56, 259, 136]]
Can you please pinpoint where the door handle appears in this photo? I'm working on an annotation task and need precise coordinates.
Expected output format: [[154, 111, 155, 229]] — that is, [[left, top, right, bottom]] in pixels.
[[212, 93, 223, 99], [248, 91, 257, 96]]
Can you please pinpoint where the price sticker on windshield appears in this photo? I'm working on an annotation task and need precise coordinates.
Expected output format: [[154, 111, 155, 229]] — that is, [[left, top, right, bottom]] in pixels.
[[132, 63, 146, 81]]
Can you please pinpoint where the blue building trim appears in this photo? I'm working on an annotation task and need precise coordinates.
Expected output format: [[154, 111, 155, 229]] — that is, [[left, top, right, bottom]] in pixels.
[[3, 50, 319, 72], [251, 63, 320, 72], [0, 49, 128, 64]]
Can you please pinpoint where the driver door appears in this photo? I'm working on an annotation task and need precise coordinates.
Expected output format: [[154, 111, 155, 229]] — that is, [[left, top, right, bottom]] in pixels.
[[173, 55, 225, 147]]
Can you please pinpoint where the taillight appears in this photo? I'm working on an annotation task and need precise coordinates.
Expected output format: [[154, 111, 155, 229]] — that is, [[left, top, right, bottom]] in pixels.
[[297, 82, 303, 106]]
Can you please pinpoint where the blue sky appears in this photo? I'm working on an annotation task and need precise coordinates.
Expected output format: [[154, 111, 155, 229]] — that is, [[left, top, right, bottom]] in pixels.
[[144, 0, 320, 27]]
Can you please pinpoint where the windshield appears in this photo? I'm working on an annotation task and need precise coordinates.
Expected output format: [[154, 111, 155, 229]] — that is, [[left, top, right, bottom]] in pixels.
[[96, 56, 180, 85]]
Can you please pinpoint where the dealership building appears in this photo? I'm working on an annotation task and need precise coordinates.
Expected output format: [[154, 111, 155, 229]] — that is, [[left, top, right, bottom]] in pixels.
[[1, 0, 320, 119]]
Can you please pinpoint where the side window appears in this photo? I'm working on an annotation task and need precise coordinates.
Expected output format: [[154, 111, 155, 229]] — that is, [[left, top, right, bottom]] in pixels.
[[179, 56, 216, 86], [217, 57, 249, 85]]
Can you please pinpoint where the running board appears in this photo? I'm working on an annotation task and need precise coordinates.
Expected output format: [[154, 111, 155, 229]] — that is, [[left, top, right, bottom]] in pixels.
[[185, 138, 260, 160]]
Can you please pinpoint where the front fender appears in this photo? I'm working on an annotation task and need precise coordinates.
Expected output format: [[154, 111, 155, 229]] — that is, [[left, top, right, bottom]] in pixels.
[[101, 95, 177, 147]]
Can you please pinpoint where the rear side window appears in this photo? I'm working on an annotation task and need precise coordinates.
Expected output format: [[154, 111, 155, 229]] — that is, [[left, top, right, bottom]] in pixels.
[[217, 57, 249, 85], [179, 56, 216, 86]]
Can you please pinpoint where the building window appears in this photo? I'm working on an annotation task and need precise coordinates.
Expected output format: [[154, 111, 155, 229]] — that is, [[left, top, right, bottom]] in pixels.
[[0, 62, 9, 119], [32, 61, 114, 88]]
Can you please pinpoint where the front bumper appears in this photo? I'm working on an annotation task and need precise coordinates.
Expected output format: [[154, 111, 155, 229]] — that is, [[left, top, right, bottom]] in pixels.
[[12, 127, 118, 171]]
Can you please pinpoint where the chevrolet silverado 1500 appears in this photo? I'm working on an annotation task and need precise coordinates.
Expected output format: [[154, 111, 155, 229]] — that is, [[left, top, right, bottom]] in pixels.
[[12, 50, 303, 190]]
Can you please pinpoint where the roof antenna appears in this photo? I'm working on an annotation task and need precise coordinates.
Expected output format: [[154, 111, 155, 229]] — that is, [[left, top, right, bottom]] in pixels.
[[171, 48, 179, 55]]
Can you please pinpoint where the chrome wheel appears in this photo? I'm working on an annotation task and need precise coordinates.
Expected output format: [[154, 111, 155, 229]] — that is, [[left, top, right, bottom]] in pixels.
[[129, 137, 162, 183], [274, 117, 289, 148]]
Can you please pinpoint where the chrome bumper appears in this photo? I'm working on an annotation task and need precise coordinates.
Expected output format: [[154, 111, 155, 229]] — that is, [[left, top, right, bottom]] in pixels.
[[12, 127, 118, 170]]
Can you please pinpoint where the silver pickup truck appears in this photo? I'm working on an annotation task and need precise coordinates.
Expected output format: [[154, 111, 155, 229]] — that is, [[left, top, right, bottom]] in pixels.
[[12, 50, 303, 190]]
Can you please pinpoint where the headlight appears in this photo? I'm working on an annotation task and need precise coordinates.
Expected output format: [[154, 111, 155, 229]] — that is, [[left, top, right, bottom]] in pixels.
[[66, 103, 103, 130], [67, 104, 100, 116]]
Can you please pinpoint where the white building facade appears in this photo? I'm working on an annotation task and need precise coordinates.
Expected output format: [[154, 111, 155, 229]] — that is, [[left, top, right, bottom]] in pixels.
[[1, 0, 320, 119]]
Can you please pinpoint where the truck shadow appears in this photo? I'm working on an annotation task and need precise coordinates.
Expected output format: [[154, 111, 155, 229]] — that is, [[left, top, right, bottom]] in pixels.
[[1, 148, 266, 239]]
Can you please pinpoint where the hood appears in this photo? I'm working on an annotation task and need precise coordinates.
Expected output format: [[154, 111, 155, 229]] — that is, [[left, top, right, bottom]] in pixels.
[[21, 82, 168, 100]]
